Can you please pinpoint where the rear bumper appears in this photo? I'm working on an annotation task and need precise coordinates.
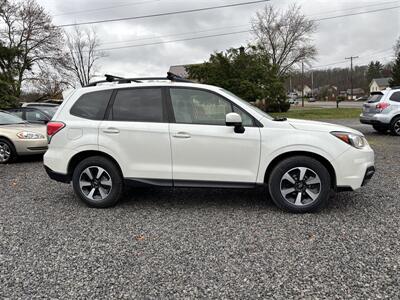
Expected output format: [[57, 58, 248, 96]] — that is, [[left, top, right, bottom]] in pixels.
[[44, 166, 71, 183], [360, 113, 390, 125]]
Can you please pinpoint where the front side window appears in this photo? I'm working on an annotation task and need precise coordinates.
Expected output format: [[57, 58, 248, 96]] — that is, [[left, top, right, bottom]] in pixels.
[[170, 88, 254, 126], [112, 88, 163, 122], [70, 90, 113, 120]]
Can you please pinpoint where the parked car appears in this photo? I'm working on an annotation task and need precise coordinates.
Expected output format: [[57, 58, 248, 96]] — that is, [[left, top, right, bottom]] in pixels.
[[355, 96, 368, 102], [308, 97, 317, 102], [44, 73, 375, 213], [288, 98, 299, 105], [0, 111, 48, 164], [6, 107, 54, 124], [360, 88, 400, 135]]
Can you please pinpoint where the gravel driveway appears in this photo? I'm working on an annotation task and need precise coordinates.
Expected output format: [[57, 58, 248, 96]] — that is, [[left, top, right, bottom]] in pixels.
[[1, 119, 399, 299]]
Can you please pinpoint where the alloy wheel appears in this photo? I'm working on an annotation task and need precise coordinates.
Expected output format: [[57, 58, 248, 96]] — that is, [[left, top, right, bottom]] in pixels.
[[79, 166, 113, 201], [280, 167, 322, 206], [394, 120, 400, 135], [0, 142, 11, 163]]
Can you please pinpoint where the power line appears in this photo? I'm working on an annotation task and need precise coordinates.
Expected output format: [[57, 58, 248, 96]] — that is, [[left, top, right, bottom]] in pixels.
[[98, 30, 251, 51], [94, 4, 400, 50], [56, 0, 269, 28], [101, 24, 249, 45], [313, 5, 400, 21], [53, 0, 161, 17]]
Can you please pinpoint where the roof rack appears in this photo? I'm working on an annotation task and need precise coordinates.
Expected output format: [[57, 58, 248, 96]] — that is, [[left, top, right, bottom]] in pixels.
[[85, 72, 193, 87]]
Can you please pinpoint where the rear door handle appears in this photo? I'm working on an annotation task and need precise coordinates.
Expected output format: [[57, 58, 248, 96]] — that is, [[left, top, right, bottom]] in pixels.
[[172, 132, 191, 139], [103, 127, 120, 134]]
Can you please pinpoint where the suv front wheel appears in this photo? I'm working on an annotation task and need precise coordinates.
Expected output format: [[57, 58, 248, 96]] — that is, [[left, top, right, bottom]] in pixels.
[[72, 156, 123, 208], [268, 156, 331, 213]]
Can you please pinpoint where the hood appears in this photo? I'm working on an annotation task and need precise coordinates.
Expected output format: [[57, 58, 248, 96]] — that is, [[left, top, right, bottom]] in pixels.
[[287, 118, 363, 135]]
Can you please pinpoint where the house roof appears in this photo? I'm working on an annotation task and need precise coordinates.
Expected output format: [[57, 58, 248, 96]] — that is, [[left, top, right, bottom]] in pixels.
[[169, 65, 189, 78], [371, 77, 392, 87]]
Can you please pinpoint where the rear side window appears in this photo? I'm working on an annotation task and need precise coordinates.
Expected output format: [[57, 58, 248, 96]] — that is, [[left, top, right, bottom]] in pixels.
[[367, 94, 383, 103], [112, 88, 163, 122], [70, 90, 113, 120], [389, 91, 400, 102]]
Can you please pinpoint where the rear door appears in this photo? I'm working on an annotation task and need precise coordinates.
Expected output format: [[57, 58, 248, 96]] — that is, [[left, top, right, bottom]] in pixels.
[[98, 87, 172, 183]]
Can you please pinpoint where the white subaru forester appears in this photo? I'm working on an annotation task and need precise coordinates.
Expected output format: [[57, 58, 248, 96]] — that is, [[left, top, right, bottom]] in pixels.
[[44, 74, 375, 213]]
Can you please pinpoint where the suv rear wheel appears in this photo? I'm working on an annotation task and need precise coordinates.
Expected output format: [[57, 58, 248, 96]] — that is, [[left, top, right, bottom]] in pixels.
[[390, 116, 400, 136], [72, 156, 123, 208], [268, 156, 331, 213]]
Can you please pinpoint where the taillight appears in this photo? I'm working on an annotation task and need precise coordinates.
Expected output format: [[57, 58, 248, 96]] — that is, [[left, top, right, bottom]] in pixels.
[[376, 102, 390, 111], [47, 121, 65, 142]]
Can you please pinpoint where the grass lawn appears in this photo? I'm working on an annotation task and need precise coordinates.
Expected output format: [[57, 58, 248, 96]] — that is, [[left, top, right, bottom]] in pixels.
[[270, 108, 362, 120]]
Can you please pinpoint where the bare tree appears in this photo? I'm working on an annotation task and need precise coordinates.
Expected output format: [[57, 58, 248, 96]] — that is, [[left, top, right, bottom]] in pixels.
[[0, 0, 63, 97], [64, 27, 105, 87], [395, 36, 400, 56], [251, 4, 317, 76]]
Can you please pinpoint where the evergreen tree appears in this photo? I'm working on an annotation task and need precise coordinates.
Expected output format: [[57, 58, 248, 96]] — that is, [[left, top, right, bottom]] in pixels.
[[187, 46, 288, 112], [366, 61, 383, 83], [390, 52, 400, 87]]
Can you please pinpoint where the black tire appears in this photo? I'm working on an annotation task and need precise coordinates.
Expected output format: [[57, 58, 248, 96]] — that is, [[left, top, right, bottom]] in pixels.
[[372, 125, 388, 133], [72, 156, 123, 208], [390, 116, 400, 136], [0, 138, 16, 164], [268, 156, 331, 213]]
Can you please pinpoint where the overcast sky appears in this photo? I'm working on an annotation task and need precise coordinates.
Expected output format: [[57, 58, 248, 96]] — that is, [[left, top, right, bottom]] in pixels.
[[36, 0, 400, 78]]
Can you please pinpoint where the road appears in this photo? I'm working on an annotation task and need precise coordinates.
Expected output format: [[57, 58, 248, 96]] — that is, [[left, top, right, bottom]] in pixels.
[[1, 119, 399, 299]]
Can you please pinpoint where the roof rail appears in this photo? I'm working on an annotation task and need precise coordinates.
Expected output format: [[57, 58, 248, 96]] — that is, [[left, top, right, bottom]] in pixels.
[[85, 72, 193, 87]]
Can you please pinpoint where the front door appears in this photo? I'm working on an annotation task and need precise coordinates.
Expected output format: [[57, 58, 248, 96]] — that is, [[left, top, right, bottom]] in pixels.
[[168, 87, 261, 185]]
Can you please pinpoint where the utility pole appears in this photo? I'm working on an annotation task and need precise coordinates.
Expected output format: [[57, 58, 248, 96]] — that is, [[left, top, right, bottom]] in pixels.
[[301, 61, 304, 107], [311, 71, 314, 98], [345, 56, 359, 100]]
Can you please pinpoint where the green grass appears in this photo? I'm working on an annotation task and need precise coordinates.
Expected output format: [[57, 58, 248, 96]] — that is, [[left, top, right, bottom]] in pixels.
[[270, 108, 361, 120]]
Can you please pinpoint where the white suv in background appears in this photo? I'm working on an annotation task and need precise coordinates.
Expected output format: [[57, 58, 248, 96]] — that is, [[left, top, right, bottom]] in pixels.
[[44, 73, 375, 213], [360, 87, 400, 135]]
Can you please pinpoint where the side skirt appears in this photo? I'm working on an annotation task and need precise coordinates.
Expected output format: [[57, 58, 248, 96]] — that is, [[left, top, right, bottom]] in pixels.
[[124, 178, 262, 189]]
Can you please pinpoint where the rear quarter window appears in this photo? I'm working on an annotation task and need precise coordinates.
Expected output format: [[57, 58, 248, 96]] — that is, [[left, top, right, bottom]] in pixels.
[[70, 90, 113, 120], [389, 91, 400, 102]]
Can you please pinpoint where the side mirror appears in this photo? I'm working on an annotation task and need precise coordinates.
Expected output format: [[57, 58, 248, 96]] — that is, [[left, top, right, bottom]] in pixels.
[[226, 112, 245, 134]]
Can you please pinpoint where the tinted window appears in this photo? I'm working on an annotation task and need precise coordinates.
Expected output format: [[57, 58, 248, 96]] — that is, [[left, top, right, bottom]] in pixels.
[[71, 90, 113, 120], [112, 88, 163, 122], [170, 88, 254, 126], [389, 92, 400, 102], [0, 112, 25, 125]]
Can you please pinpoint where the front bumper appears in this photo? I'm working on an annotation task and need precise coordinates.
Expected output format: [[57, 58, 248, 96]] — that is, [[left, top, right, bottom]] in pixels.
[[333, 145, 375, 191], [13, 139, 48, 156]]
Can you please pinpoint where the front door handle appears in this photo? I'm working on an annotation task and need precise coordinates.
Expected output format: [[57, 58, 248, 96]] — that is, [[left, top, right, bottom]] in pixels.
[[103, 127, 120, 134], [172, 132, 191, 139]]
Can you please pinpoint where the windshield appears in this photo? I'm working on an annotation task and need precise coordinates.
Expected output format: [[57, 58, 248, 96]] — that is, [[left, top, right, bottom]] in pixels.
[[220, 88, 273, 120], [367, 94, 383, 103], [0, 111, 26, 125]]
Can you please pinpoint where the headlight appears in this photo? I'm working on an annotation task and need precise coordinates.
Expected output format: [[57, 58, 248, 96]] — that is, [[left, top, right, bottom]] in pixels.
[[17, 131, 45, 139], [331, 131, 368, 149]]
